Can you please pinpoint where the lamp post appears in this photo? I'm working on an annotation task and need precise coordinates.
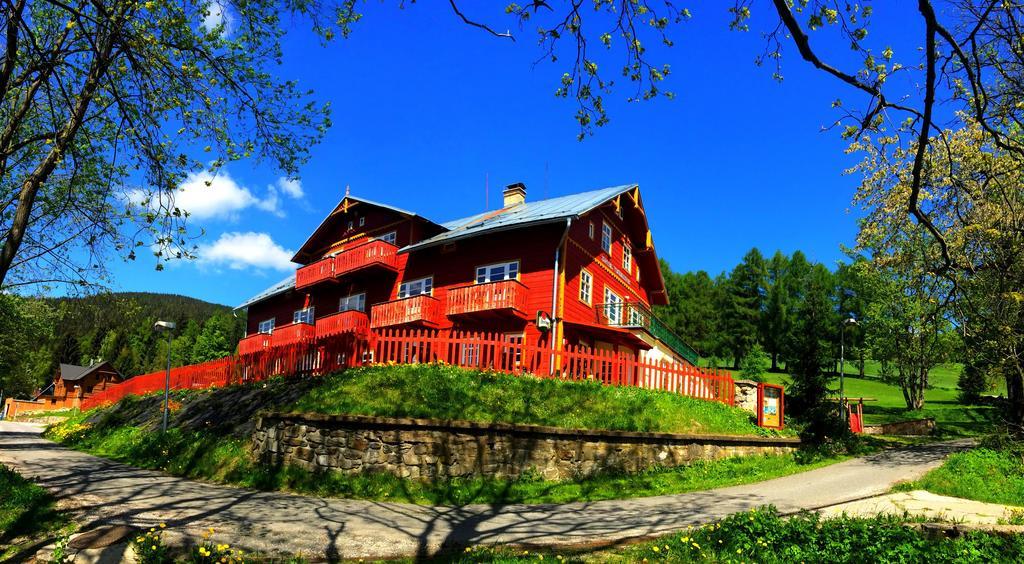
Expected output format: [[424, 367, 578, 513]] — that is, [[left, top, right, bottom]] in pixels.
[[840, 317, 858, 422], [153, 320, 176, 433]]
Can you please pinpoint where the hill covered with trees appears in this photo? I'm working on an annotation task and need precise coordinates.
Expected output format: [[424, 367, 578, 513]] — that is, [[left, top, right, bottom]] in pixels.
[[0, 292, 245, 399]]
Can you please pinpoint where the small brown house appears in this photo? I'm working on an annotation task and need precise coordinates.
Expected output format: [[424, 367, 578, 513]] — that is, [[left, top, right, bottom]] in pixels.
[[3, 360, 125, 418], [49, 361, 125, 409]]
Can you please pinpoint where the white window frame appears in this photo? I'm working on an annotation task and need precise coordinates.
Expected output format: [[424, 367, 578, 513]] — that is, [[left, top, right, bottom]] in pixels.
[[346, 220, 354, 230], [339, 292, 366, 313], [622, 244, 632, 272], [293, 307, 315, 325], [601, 221, 613, 255], [399, 276, 433, 298], [579, 270, 593, 305], [475, 260, 519, 284], [258, 318, 275, 334], [358, 216, 365, 227], [603, 287, 623, 325], [588, 222, 595, 239], [378, 231, 397, 245]]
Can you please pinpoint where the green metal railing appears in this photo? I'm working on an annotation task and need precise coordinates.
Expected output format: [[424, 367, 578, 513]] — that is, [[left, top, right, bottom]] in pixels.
[[594, 302, 700, 365]]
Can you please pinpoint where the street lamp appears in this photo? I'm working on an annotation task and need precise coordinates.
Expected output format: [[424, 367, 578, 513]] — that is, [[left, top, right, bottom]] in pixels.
[[840, 317, 858, 423], [153, 320, 176, 433]]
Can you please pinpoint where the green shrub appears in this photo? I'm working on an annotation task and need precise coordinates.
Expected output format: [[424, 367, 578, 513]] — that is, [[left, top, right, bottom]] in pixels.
[[739, 344, 771, 382]]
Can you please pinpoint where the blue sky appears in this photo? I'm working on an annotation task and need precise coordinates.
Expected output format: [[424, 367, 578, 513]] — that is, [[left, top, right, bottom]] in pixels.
[[106, 3, 924, 307]]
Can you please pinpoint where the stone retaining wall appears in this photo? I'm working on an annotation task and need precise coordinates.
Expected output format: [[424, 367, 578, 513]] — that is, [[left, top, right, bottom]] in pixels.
[[863, 418, 936, 436], [252, 413, 801, 481]]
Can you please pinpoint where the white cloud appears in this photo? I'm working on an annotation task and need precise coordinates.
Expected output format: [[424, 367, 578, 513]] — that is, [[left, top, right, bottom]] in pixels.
[[201, 1, 232, 33], [198, 232, 295, 271], [173, 170, 262, 219], [141, 169, 288, 220], [275, 177, 304, 199]]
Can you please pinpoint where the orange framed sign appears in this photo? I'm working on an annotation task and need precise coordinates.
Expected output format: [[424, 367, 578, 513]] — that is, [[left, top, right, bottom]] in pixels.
[[757, 382, 785, 429]]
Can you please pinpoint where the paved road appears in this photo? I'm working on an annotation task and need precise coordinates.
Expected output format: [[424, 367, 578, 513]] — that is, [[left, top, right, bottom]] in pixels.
[[0, 421, 972, 560]]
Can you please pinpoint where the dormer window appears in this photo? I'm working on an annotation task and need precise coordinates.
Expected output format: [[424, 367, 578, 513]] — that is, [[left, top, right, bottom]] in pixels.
[[601, 222, 613, 255]]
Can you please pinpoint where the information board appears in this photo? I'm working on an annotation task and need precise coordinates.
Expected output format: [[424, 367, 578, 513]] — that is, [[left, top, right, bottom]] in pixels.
[[757, 382, 785, 429]]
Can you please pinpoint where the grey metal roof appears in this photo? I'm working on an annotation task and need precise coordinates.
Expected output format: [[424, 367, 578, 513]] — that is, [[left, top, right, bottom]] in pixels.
[[235, 275, 295, 310], [59, 361, 119, 381], [404, 184, 637, 252]]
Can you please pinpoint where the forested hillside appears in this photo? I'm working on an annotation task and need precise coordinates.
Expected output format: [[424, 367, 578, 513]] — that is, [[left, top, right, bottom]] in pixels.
[[0, 292, 245, 399], [654, 249, 963, 390]]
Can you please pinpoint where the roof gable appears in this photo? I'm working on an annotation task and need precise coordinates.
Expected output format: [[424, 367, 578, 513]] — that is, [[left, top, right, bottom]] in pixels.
[[291, 195, 443, 264]]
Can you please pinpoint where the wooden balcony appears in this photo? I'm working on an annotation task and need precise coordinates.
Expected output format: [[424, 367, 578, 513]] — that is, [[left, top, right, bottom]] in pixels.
[[370, 295, 443, 329], [315, 309, 370, 338], [270, 322, 316, 347], [238, 333, 271, 355], [594, 302, 699, 365], [295, 240, 400, 289], [446, 279, 529, 319]]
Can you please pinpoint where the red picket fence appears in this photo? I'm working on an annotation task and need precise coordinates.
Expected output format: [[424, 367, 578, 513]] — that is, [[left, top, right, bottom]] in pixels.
[[80, 328, 734, 410]]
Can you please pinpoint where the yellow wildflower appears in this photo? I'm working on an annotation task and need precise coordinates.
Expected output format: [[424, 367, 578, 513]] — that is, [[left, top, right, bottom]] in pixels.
[[652, 546, 660, 553]]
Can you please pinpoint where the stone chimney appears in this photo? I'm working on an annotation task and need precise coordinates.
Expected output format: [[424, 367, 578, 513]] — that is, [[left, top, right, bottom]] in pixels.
[[503, 182, 526, 207]]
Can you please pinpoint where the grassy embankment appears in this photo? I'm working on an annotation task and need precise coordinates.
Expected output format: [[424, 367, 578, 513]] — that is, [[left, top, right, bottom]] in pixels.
[[894, 438, 1024, 508], [44, 363, 847, 506], [0, 464, 72, 561], [756, 360, 998, 436]]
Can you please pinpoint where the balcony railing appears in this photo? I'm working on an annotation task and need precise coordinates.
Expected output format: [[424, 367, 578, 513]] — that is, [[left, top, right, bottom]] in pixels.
[[238, 333, 271, 355], [270, 322, 316, 347], [315, 309, 370, 338], [370, 295, 443, 328], [295, 240, 400, 289], [594, 302, 700, 365], [446, 279, 528, 317]]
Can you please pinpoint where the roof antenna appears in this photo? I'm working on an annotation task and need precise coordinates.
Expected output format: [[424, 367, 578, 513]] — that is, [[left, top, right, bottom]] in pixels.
[[485, 172, 489, 211], [544, 161, 549, 199]]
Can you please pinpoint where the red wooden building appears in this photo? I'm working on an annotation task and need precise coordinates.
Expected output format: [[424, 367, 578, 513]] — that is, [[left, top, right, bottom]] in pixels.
[[235, 183, 698, 366]]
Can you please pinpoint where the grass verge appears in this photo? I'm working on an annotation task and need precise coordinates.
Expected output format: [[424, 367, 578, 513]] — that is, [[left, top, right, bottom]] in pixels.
[[894, 446, 1024, 507], [0, 463, 72, 560], [47, 410, 836, 505]]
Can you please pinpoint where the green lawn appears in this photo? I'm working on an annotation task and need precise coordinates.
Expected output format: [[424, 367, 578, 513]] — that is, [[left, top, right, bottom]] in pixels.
[[760, 370, 997, 436], [0, 464, 72, 561]]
